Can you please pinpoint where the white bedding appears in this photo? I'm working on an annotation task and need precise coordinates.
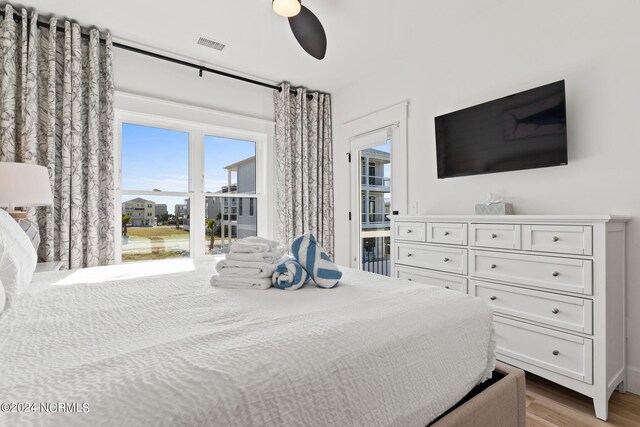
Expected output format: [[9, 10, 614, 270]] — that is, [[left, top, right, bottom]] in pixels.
[[0, 259, 495, 427]]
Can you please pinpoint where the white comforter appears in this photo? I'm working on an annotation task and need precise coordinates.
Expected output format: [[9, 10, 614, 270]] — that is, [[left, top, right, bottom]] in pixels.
[[0, 259, 495, 427]]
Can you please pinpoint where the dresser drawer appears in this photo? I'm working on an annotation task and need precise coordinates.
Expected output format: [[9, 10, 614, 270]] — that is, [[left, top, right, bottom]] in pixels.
[[470, 280, 593, 334], [470, 224, 521, 250], [396, 243, 467, 275], [397, 266, 467, 292], [395, 222, 426, 242], [495, 317, 593, 384], [427, 222, 468, 245], [523, 225, 593, 256], [470, 250, 593, 295]]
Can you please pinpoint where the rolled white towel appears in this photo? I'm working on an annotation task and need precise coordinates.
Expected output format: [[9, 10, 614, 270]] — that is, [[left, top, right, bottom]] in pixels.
[[210, 275, 272, 290], [226, 246, 286, 263]]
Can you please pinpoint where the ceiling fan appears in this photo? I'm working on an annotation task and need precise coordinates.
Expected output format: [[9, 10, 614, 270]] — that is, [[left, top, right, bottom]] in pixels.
[[272, 0, 327, 60]]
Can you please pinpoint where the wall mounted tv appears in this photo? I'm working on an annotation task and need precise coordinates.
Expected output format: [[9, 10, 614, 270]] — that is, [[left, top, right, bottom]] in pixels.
[[435, 80, 568, 179]]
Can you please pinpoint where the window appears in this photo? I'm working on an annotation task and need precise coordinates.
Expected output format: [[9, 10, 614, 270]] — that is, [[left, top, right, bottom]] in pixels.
[[117, 106, 271, 263], [120, 194, 190, 261], [204, 135, 258, 256], [204, 136, 256, 194], [369, 196, 376, 223], [121, 123, 189, 192], [120, 123, 191, 262]]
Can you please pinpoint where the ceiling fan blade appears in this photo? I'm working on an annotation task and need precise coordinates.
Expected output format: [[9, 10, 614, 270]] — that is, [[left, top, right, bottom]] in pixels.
[[288, 6, 327, 60]]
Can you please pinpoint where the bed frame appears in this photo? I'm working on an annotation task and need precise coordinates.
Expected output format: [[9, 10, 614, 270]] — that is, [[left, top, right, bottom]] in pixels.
[[430, 362, 526, 427]]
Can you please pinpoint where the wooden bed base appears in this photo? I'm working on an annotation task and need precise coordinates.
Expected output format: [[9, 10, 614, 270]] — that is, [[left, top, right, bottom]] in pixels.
[[430, 362, 526, 427]]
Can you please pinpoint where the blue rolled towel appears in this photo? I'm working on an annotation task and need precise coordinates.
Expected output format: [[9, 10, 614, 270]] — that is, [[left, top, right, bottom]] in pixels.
[[272, 258, 308, 291], [291, 233, 342, 289]]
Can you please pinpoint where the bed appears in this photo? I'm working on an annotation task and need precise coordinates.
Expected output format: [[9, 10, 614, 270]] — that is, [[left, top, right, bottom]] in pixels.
[[0, 258, 511, 426]]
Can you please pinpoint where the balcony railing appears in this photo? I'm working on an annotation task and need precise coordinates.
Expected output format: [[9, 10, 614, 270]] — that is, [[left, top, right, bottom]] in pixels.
[[361, 213, 390, 224], [362, 236, 390, 277], [221, 184, 238, 193], [361, 175, 390, 188]]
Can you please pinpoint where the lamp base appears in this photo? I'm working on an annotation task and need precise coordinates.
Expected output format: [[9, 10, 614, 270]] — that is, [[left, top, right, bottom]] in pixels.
[[15, 217, 41, 251], [7, 210, 28, 219]]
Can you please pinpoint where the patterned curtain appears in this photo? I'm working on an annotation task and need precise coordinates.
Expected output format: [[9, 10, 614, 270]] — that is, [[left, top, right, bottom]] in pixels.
[[274, 83, 334, 256], [0, 4, 114, 269]]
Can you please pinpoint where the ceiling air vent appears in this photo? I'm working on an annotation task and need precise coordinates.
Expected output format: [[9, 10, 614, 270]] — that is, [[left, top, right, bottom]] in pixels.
[[197, 36, 226, 52]]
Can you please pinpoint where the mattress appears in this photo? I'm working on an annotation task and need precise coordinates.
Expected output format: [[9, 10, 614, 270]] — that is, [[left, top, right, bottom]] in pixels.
[[0, 259, 495, 427]]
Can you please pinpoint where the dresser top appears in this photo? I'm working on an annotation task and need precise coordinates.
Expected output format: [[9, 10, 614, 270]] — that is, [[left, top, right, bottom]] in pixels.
[[389, 214, 631, 224]]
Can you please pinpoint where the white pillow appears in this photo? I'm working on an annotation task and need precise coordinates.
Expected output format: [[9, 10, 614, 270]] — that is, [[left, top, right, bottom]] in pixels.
[[0, 209, 37, 308]]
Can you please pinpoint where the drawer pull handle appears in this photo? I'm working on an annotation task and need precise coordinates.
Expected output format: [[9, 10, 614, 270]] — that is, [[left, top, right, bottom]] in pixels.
[[490, 296, 497, 301], [443, 257, 450, 263], [407, 229, 413, 234], [552, 308, 560, 314], [407, 253, 413, 257], [552, 350, 560, 356], [490, 233, 497, 239], [444, 231, 450, 236], [552, 236, 559, 242], [552, 271, 560, 277], [490, 264, 497, 269]]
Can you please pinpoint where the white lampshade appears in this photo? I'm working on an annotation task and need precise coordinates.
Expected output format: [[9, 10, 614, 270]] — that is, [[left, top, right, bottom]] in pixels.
[[273, 0, 301, 17], [0, 162, 53, 208]]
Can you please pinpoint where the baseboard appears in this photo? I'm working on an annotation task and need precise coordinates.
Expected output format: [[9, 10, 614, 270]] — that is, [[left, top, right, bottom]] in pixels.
[[626, 367, 640, 395]]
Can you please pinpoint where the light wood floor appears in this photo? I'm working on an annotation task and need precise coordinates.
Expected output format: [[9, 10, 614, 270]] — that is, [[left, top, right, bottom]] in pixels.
[[526, 373, 640, 426]]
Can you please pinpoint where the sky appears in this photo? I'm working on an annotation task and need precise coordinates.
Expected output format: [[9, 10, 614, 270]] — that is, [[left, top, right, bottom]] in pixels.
[[121, 123, 255, 212], [121, 125, 390, 214]]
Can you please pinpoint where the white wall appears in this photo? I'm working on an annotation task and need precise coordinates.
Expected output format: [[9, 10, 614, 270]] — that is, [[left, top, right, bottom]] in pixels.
[[113, 49, 275, 120], [332, 3, 640, 392]]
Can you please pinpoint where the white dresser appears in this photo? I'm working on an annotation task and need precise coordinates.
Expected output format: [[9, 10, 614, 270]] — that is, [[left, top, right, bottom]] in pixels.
[[390, 214, 629, 421]]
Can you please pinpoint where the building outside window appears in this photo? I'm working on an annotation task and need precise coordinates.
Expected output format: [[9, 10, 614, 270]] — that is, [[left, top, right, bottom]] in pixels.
[[360, 147, 391, 274], [202, 147, 258, 254]]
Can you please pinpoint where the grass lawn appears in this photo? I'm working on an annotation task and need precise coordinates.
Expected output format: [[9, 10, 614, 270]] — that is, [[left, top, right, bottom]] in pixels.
[[122, 251, 187, 262], [122, 226, 190, 262], [126, 227, 190, 240], [122, 226, 241, 262]]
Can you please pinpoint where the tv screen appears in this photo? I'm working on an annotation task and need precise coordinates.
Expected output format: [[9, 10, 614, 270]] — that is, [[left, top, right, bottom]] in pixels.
[[435, 81, 568, 179]]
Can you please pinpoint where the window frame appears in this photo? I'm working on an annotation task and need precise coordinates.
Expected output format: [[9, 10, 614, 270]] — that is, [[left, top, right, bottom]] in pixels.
[[114, 97, 274, 263]]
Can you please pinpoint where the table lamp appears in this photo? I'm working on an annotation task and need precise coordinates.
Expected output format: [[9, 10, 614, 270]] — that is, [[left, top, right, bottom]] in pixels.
[[0, 162, 54, 250]]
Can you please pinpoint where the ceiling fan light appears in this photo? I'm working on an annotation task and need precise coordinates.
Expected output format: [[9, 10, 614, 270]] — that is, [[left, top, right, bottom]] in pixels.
[[273, 0, 301, 17]]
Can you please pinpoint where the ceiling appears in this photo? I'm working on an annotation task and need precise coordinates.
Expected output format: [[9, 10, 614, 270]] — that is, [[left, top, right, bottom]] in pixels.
[[14, 0, 516, 92], [13, 1, 639, 93]]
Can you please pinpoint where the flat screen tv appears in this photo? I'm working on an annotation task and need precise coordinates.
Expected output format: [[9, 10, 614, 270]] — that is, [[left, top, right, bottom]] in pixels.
[[435, 80, 568, 179]]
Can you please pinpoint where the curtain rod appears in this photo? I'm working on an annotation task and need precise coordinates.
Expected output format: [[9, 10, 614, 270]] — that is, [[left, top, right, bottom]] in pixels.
[[0, 9, 315, 99]]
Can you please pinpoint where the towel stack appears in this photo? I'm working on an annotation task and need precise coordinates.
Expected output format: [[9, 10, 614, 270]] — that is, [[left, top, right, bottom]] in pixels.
[[210, 237, 287, 290]]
